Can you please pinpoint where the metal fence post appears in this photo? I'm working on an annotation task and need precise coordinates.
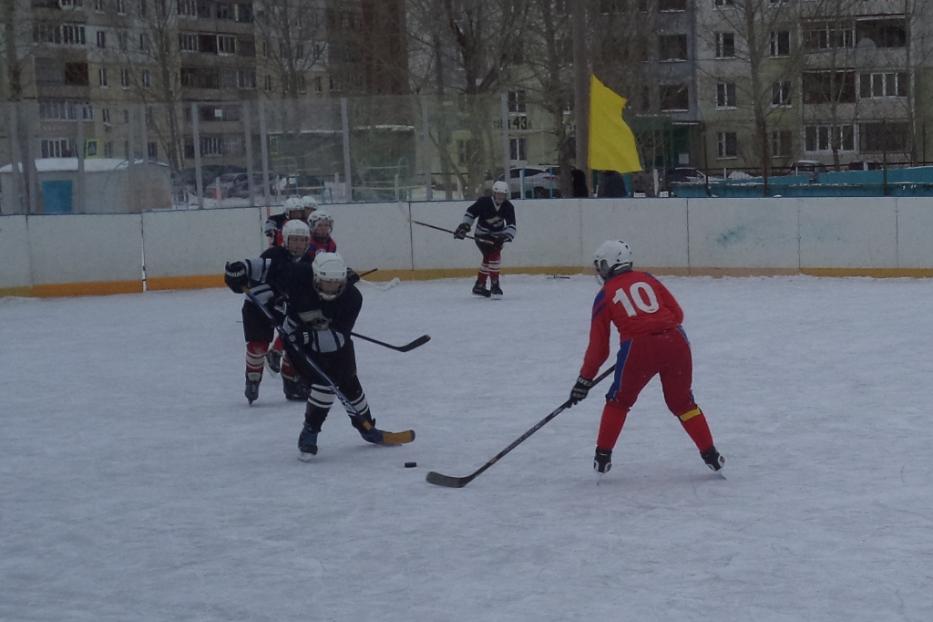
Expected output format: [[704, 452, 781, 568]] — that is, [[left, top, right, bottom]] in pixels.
[[258, 98, 272, 207], [191, 102, 204, 209], [243, 100, 255, 208], [500, 92, 510, 189], [341, 97, 352, 202]]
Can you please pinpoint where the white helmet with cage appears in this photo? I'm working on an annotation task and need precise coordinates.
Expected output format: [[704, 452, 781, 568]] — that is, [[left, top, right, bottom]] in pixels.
[[308, 208, 334, 239], [301, 195, 319, 211], [492, 180, 509, 195], [311, 251, 348, 301], [282, 219, 311, 258], [593, 240, 634, 282], [284, 196, 306, 219]]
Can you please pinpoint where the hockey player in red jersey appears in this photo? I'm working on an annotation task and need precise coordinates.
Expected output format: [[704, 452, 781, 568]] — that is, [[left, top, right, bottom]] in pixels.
[[568, 240, 725, 475], [307, 209, 337, 255], [453, 180, 516, 298]]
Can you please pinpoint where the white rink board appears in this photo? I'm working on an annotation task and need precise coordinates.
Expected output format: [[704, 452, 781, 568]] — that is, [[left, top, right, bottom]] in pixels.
[[0, 216, 31, 288], [28, 214, 142, 285], [580, 199, 688, 268], [326, 202, 414, 271], [143, 208, 264, 278], [511, 199, 583, 267], [799, 198, 898, 269], [6, 197, 933, 292], [894, 198, 933, 268], [688, 198, 800, 269], [409, 201, 484, 269]]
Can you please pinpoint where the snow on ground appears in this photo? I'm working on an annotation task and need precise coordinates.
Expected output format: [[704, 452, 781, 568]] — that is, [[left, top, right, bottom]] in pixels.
[[1, 274, 932, 622]]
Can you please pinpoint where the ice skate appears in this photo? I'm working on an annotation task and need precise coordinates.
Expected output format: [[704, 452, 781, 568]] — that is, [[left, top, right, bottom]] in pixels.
[[298, 425, 318, 460], [700, 446, 725, 472], [594, 448, 612, 474], [472, 282, 491, 298], [490, 281, 503, 299]]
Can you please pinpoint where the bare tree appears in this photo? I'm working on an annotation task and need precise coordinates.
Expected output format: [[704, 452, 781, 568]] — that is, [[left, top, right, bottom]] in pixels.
[[2, 0, 40, 213], [406, 0, 531, 198], [254, 0, 328, 99], [103, 0, 185, 175]]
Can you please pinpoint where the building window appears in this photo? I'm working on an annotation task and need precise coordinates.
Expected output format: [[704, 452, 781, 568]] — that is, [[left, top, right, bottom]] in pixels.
[[264, 75, 273, 91], [717, 132, 737, 158], [660, 84, 689, 111], [714, 0, 735, 6], [118, 31, 128, 51], [116, 0, 126, 14], [217, 35, 237, 55], [142, 70, 151, 87], [41, 138, 74, 158], [770, 31, 790, 57], [859, 72, 907, 98], [179, 32, 198, 52], [859, 122, 908, 152], [659, 34, 688, 61], [94, 0, 104, 10], [716, 82, 737, 108], [715, 32, 736, 58], [140, 33, 150, 52], [178, 0, 197, 16], [96, 30, 107, 48], [64, 62, 89, 86], [104, 141, 113, 157], [120, 67, 130, 88], [771, 130, 792, 157], [98, 67, 109, 87], [804, 124, 854, 152], [856, 18, 906, 49], [803, 22, 854, 50], [39, 100, 93, 121], [802, 71, 856, 104], [509, 137, 527, 161], [148, 142, 158, 159], [237, 69, 256, 89], [102, 108, 111, 123], [771, 80, 792, 106], [199, 136, 224, 156], [508, 90, 526, 113]]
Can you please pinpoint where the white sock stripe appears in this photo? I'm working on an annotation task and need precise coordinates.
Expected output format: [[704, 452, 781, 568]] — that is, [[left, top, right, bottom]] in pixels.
[[309, 388, 336, 407], [246, 353, 265, 366]]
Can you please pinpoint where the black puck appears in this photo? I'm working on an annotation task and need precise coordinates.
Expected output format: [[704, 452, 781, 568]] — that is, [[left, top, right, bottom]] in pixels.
[[404, 461, 417, 468]]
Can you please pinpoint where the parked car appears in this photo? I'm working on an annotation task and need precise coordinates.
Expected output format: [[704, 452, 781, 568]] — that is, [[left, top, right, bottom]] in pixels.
[[205, 172, 280, 198], [665, 167, 708, 184], [494, 165, 561, 198]]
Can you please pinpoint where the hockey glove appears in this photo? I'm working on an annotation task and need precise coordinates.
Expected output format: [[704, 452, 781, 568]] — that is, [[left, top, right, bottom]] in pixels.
[[280, 317, 346, 353], [569, 376, 594, 405], [454, 223, 471, 240], [265, 347, 282, 373], [346, 268, 360, 286], [224, 261, 248, 293]]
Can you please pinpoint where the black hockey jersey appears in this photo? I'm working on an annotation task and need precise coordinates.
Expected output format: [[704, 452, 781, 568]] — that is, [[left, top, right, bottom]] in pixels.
[[461, 196, 517, 240]]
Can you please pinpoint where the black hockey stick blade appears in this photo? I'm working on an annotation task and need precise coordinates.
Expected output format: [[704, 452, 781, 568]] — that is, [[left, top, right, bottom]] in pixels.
[[425, 365, 617, 488], [351, 332, 430, 353], [425, 471, 474, 488]]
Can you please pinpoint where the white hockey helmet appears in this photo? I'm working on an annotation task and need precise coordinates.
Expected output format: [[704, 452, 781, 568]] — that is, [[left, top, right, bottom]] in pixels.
[[301, 195, 318, 210], [593, 240, 634, 282], [308, 208, 334, 238], [492, 180, 509, 195], [282, 219, 311, 258], [311, 251, 348, 300], [284, 196, 306, 219]]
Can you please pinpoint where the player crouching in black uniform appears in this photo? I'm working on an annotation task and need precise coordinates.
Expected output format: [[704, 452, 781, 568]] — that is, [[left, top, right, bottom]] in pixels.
[[224, 252, 414, 459]]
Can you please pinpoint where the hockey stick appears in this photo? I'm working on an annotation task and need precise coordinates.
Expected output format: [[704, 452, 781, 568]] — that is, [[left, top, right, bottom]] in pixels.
[[350, 332, 430, 353], [411, 219, 495, 246], [425, 365, 617, 488], [245, 289, 414, 444], [357, 268, 378, 278]]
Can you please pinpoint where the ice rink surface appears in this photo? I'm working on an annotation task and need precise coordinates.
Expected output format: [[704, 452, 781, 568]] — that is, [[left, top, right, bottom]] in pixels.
[[2, 274, 932, 622]]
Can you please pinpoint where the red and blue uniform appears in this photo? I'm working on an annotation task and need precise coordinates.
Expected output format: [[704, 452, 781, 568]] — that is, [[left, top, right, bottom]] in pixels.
[[580, 270, 714, 454]]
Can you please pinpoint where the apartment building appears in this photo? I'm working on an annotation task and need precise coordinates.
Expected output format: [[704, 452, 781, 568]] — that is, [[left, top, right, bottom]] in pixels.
[[4, 0, 408, 198], [694, 0, 932, 173]]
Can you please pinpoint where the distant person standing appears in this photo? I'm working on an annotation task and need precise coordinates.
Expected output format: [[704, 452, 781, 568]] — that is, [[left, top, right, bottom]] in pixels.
[[568, 239, 724, 475], [453, 180, 517, 299], [571, 168, 589, 198], [596, 171, 627, 198]]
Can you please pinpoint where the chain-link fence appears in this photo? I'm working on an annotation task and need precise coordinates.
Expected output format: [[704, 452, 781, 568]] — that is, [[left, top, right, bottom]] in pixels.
[[0, 92, 525, 215]]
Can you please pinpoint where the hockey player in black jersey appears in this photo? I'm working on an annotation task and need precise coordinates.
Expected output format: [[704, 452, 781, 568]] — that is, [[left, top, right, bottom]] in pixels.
[[224, 251, 413, 459], [454, 180, 517, 298]]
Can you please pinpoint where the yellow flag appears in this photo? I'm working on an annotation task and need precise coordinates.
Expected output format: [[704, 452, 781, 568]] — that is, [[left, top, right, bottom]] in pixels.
[[588, 75, 642, 174]]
